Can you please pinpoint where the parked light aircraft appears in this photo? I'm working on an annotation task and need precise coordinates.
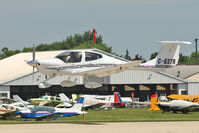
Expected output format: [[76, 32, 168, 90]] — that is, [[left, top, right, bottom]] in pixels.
[[83, 92, 129, 109], [80, 92, 133, 109], [30, 94, 62, 106], [0, 104, 24, 120], [99, 92, 126, 109], [25, 41, 191, 88], [149, 94, 199, 113], [0, 95, 35, 119], [20, 98, 86, 120], [167, 94, 199, 102], [79, 95, 102, 110], [0, 97, 14, 104]]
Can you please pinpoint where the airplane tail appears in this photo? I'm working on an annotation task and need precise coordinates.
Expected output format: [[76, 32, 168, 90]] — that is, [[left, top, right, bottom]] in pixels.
[[149, 94, 161, 111], [131, 92, 134, 99], [70, 98, 84, 112], [114, 92, 122, 103], [58, 93, 70, 102], [13, 95, 29, 106], [141, 41, 191, 67], [72, 94, 81, 101], [58, 93, 72, 107]]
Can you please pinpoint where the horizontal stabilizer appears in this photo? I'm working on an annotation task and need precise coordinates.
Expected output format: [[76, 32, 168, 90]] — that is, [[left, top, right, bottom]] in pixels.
[[155, 41, 192, 45]]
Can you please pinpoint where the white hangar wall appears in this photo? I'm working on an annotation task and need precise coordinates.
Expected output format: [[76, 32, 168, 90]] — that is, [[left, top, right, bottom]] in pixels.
[[187, 82, 199, 95], [104, 70, 186, 84], [3, 70, 199, 96], [0, 85, 10, 98]]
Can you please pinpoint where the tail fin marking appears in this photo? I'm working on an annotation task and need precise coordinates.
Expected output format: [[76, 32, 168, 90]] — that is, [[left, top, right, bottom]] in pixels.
[[114, 92, 122, 103], [70, 98, 84, 112]]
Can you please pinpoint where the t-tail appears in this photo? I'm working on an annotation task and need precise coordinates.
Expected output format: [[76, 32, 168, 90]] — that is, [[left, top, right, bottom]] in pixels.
[[70, 98, 84, 112], [141, 41, 191, 68], [149, 94, 161, 111]]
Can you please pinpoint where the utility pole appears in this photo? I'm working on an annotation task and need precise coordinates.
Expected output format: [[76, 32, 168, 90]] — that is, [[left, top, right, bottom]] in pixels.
[[195, 38, 198, 64]]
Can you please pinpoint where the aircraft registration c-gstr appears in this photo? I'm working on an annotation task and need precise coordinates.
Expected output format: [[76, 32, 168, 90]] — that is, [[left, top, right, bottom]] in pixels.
[[157, 58, 176, 65], [25, 41, 191, 89]]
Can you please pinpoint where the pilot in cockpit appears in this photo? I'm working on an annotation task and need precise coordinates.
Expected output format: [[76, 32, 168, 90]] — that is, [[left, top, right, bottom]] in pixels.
[[66, 52, 82, 63]]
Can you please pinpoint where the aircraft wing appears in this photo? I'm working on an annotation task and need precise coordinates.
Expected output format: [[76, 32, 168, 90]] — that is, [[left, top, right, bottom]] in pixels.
[[38, 101, 60, 107], [46, 60, 141, 77], [36, 113, 63, 121]]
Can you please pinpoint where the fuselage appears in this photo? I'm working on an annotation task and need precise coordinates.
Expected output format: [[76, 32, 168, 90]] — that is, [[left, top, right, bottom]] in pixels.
[[20, 107, 83, 119], [31, 49, 128, 76]]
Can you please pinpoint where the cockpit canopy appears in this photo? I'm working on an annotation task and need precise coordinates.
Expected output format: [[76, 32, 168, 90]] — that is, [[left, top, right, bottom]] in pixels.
[[56, 51, 82, 63], [85, 52, 102, 61], [56, 51, 103, 63]]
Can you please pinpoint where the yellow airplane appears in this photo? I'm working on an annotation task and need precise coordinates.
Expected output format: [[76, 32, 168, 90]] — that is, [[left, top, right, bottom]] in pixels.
[[30, 94, 61, 106], [167, 94, 199, 103]]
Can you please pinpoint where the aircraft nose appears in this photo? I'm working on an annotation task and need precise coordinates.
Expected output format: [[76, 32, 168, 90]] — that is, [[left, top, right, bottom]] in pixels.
[[27, 60, 39, 67]]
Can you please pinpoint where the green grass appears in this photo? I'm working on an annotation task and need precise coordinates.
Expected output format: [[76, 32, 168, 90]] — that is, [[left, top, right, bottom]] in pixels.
[[1, 108, 199, 124]]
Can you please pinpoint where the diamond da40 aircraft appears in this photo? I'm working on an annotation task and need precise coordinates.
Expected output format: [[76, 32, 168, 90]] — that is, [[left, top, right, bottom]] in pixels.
[[25, 41, 191, 89]]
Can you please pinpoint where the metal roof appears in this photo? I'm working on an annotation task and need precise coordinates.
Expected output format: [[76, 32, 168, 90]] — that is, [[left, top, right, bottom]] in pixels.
[[165, 65, 199, 79]]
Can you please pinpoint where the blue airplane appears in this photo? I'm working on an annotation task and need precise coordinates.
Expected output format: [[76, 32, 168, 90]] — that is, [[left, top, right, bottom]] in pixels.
[[20, 98, 86, 120]]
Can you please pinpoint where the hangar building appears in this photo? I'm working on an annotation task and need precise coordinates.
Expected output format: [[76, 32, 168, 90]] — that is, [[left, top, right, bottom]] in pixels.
[[1, 51, 199, 101]]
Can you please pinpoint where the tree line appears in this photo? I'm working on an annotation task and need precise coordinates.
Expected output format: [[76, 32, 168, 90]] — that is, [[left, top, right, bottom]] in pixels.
[[0, 30, 198, 64]]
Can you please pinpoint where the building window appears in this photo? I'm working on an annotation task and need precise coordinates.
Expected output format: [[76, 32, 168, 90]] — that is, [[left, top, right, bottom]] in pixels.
[[0, 93, 8, 98]]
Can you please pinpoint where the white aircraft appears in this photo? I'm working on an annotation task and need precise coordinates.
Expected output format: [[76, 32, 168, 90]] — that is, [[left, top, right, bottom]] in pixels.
[[25, 41, 191, 89], [20, 98, 86, 120], [155, 100, 199, 114], [57, 93, 72, 108], [80, 92, 133, 110]]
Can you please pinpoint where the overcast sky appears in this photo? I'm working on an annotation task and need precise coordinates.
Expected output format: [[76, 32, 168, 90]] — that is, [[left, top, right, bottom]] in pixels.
[[0, 0, 198, 60]]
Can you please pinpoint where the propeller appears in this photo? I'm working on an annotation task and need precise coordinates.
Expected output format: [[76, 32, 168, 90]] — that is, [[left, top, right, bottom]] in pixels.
[[25, 44, 39, 81], [32, 44, 36, 74]]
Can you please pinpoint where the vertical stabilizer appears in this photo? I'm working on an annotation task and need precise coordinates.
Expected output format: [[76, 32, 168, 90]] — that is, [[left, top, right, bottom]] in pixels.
[[114, 92, 122, 103], [141, 41, 191, 67], [58, 93, 70, 102], [58, 93, 72, 107], [13, 95, 29, 106], [149, 94, 161, 111], [70, 98, 84, 112]]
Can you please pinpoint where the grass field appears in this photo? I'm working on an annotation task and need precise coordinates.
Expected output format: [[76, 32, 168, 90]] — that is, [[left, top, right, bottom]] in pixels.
[[1, 108, 199, 124]]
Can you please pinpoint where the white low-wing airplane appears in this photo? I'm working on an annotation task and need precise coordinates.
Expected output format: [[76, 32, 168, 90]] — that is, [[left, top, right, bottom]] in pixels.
[[25, 41, 191, 88], [155, 100, 199, 114]]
